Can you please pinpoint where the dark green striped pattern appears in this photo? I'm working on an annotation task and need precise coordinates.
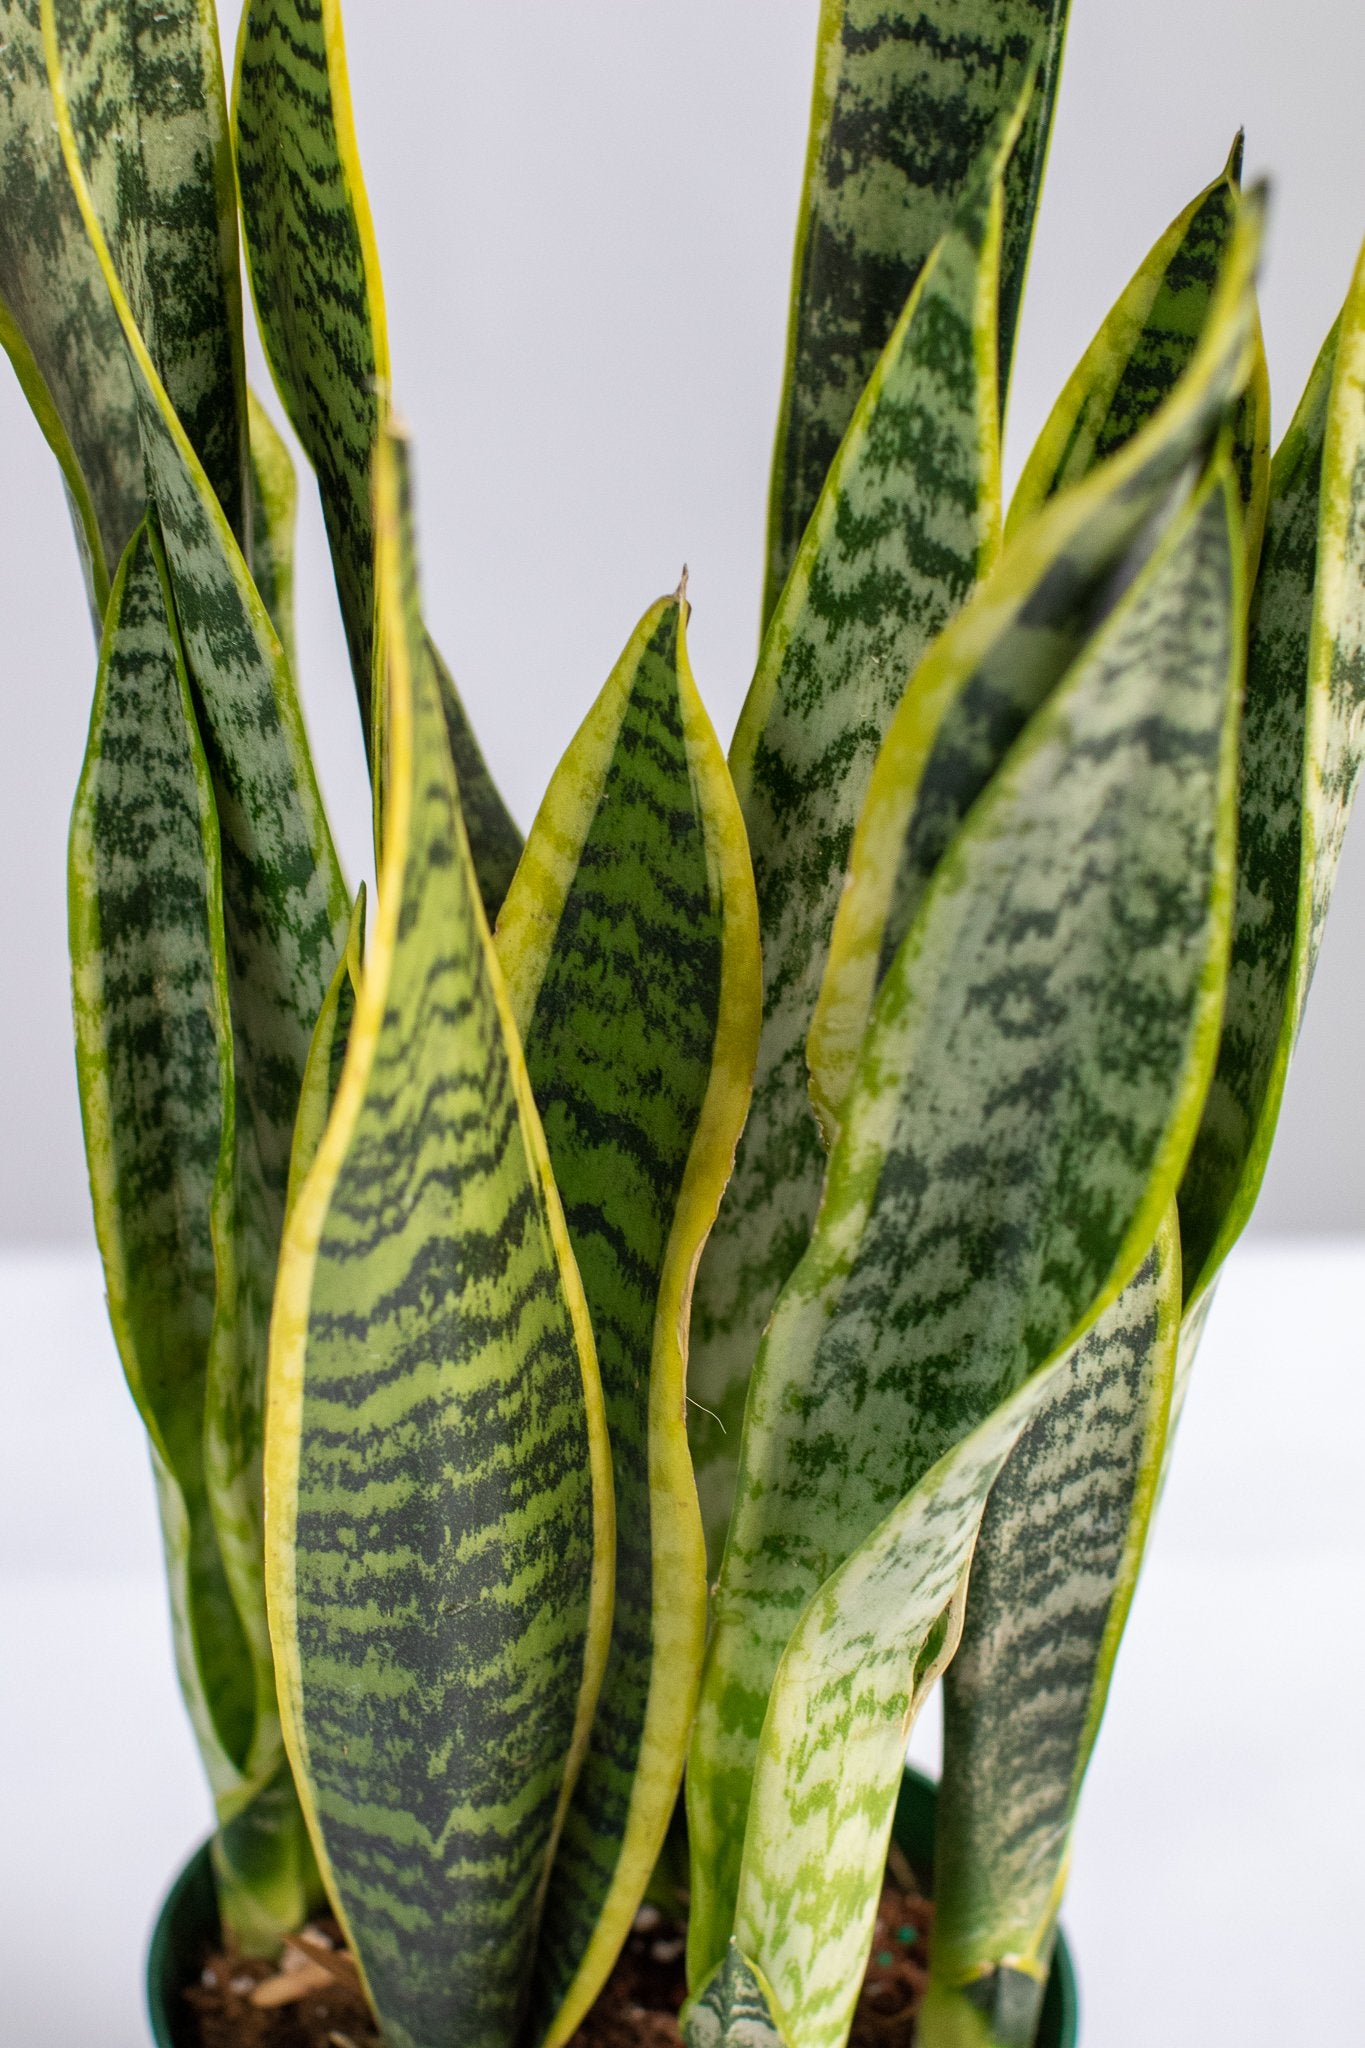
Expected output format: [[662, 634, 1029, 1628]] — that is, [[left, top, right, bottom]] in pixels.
[[69, 519, 315, 1948], [233, 0, 522, 913], [271, 431, 607, 2048], [927, 1225, 1178, 2048], [808, 197, 1263, 1138], [1009, 140, 1270, 588], [688, 465, 1242, 2010], [0, 0, 142, 610], [1177, 343, 1330, 1297], [248, 388, 300, 674], [1180, 233, 1365, 1304], [70, 517, 246, 1778], [763, 0, 1070, 624], [688, 95, 1021, 1572], [47, 0, 350, 1213], [683, 1943, 785, 2048], [233, 0, 379, 716], [48, 0, 250, 545], [519, 604, 724, 2034]]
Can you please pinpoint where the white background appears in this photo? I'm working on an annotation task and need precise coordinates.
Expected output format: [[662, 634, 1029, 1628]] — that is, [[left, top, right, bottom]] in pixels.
[[1, 5, 1363, 2046]]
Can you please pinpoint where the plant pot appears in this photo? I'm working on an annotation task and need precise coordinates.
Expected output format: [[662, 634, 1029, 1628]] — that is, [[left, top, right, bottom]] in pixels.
[[147, 1767, 1078, 2046]]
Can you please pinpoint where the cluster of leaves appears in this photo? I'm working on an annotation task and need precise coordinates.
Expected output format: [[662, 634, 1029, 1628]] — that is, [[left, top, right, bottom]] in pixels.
[[5, 3, 1362, 2048]]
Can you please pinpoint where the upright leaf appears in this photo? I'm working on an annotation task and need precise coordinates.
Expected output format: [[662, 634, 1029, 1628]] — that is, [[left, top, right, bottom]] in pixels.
[[0, 0, 143, 612], [808, 197, 1263, 1140], [1008, 135, 1270, 570], [688, 462, 1243, 2005], [924, 1216, 1180, 2048], [46, 1, 351, 1933], [69, 519, 314, 1945], [1179, 232, 1365, 1307], [266, 428, 614, 2048], [493, 595, 760, 2045], [45, 0, 349, 1212], [232, 0, 521, 914], [688, 91, 1026, 1570], [763, 0, 1070, 624], [47, 0, 250, 544]]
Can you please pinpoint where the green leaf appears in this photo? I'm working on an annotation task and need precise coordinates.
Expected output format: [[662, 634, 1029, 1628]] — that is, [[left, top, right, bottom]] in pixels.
[[46, 0, 350, 1213], [683, 1942, 788, 2048], [266, 426, 615, 2048], [248, 388, 301, 675], [232, 0, 522, 917], [688, 84, 1030, 1573], [0, 0, 144, 613], [69, 518, 314, 1949], [1008, 135, 1271, 572], [688, 459, 1244, 2017], [493, 593, 760, 2045], [1179, 231, 1365, 1306], [232, 0, 385, 721], [762, 0, 1071, 627], [923, 1212, 1180, 2048], [809, 194, 1264, 1143], [46, 0, 250, 546]]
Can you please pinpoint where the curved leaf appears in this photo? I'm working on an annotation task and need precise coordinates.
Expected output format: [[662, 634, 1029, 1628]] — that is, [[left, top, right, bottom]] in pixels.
[[689, 87, 1028, 1571], [47, 0, 249, 544], [493, 594, 760, 2045], [1179, 230, 1365, 1306], [45, 0, 350, 1210], [763, 0, 1071, 625], [924, 1213, 1180, 2048], [1008, 135, 1270, 571], [266, 426, 614, 2048], [69, 519, 314, 1947], [0, 0, 143, 611], [688, 461, 1243, 2007], [232, 0, 521, 915], [808, 195, 1263, 1142]]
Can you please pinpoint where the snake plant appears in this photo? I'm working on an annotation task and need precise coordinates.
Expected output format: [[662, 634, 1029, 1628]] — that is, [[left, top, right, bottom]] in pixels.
[[8, 0, 1362, 2044]]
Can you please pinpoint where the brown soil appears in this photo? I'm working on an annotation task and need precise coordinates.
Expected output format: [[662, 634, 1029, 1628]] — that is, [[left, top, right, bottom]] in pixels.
[[184, 1859, 934, 2048]]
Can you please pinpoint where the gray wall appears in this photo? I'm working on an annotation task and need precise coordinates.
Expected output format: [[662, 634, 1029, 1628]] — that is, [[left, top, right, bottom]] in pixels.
[[1, 0, 1360, 1244]]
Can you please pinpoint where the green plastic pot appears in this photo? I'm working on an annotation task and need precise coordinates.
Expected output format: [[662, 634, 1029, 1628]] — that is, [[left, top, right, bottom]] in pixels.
[[147, 1767, 1079, 2045]]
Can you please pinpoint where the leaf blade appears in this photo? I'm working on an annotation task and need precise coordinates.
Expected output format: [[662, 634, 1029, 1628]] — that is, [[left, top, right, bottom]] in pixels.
[[809, 196, 1264, 1142], [266, 427, 614, 2048], [688, 460, 1244, 2005], [923, 1213, 1180, 2048], [764, 0, 1071, 625], [494, 595, 760, 2045], [689, 88, 1028, 1570]]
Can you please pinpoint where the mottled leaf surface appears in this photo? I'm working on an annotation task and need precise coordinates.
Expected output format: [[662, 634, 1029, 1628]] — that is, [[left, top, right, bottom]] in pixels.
[[47, 0, 249, 544], [764, 0, 1071, 624], [924, 1216, 1179, 2048], [233, 0, 521, 914], [267, 431, 613, 2048], [1180, 233, 1365, 1304], [494, 598, 759, 2045], [69, 521, 314, 1946], [0, 0, 142, 609], [1009, 137, 1270, 569], [47, 0, 350, 1214], [689, 96, 1023, 1571], [689, 467, 1242, 2009], [683, 1943, 788, 2048], [809, 199, 1263, 1138]]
